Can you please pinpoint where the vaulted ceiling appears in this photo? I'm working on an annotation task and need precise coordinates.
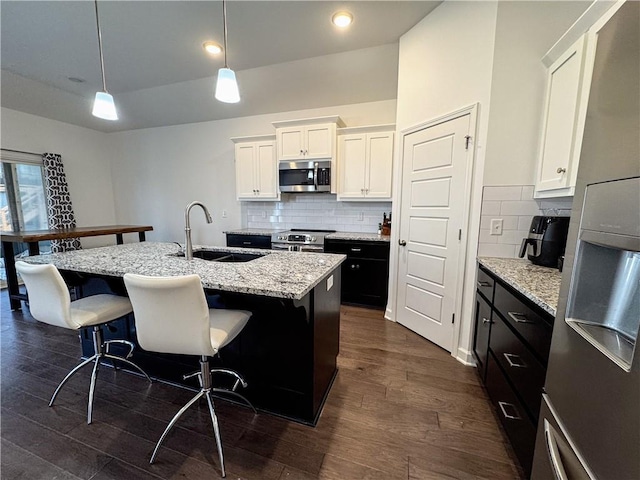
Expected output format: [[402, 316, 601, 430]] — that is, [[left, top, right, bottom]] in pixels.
[[1, 1, 441, 132]]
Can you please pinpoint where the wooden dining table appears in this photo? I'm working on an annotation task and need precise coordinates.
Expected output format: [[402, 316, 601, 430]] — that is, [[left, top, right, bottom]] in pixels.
[[1, 225, 153, 310]]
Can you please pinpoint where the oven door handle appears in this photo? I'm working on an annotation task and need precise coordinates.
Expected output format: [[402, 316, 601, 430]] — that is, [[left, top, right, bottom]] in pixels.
[[313, 162, 319, 191]]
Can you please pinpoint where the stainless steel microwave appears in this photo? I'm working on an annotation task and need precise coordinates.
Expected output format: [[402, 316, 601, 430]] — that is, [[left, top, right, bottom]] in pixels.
[[279, 160, 331, 193]]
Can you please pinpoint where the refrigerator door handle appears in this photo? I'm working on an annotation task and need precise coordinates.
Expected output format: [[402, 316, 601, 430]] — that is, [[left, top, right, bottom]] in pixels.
[[544, 419, 570, 480]]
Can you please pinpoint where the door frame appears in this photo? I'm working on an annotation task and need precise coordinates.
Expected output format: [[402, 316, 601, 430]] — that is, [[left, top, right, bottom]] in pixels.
[[386, 104, 479, 360]]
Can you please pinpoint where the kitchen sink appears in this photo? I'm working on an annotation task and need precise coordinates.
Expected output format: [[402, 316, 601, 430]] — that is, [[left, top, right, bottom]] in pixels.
[[169, 250, 263, 263]]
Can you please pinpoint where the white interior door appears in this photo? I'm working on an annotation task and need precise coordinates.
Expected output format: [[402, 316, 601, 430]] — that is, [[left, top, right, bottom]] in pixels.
[[396, 114, 471, 352]]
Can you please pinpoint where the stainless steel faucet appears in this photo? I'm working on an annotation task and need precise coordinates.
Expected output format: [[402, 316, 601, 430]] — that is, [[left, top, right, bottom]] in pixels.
[[184, 201, 213, 260]]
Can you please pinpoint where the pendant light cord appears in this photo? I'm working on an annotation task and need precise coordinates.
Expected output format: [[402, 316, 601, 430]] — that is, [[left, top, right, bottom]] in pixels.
[[94, 0, 108, 93], [222, 0, 229, 68]]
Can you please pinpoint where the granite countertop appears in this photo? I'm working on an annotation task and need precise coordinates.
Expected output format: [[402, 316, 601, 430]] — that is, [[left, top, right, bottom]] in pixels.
[[478, 257, 562, 316], [325, 232, 391, 243], [224, 228, 285, 235], [24, 242, 345, 300], [224, 228, 391, 243]]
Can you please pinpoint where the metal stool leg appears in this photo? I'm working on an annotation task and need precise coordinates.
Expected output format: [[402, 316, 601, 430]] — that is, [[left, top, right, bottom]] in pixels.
[[49, 354, 97, 407], [87, 356, 101, 424], [150, 390, 205, 463], [205, 391, 226, 478]]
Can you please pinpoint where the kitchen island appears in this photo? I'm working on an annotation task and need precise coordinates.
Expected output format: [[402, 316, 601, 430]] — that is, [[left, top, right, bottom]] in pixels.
[[24, 242, 345, 425]]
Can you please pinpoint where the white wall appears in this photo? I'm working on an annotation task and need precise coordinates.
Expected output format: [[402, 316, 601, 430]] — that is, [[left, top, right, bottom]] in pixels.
[[483, 1, 591, 186], [109, 100, 396, 247], [0, 107, 117, 248], [391, 1, 499, 364]]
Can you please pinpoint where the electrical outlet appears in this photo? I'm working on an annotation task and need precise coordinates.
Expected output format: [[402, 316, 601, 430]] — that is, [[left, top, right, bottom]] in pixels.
[[490, 218, 503, 235], [357, 212, 364, 221], [222, 210, 228, 218]]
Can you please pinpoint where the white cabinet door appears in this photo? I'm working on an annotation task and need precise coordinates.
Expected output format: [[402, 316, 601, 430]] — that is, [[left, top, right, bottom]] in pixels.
[[338, 134, 367, 199], [277, 127, 305, 161], [535, 35, 587, 197], [255, 141, 278, 199], [235, 143, 257, 199], [365, 132, 394, 199], [305, 124, 334, 159], [337, 128, 394, 201], [233, 136, 278, 201]]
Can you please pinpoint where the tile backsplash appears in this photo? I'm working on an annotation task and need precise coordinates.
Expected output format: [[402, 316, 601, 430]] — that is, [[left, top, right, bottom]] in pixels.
[[243, 193, 392, 233], [478, 185, 573, 258]]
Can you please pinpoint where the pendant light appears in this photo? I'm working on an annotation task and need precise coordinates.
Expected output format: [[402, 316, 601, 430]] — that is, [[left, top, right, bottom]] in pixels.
[[215, 0, 240, 103], [92, 0, 118, 120]]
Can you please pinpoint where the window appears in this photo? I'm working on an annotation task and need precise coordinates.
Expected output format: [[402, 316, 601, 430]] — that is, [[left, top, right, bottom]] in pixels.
[[1, 150, 50, 255]]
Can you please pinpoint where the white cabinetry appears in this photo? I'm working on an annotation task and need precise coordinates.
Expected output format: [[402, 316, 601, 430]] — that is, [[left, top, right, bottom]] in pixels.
[[534, 1, 621, 198], [337, 125, 395, 201], [273, 116, 345, 193], [231, 135, 279, 201], [535, 35, 589, 198]]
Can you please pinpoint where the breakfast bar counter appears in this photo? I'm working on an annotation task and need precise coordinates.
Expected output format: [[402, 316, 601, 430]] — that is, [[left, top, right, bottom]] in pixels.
[[24, 242, 345, 425]]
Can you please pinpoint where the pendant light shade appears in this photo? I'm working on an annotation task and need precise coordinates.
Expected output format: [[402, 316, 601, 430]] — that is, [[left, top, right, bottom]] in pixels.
[[214, 0, 240, 103], [215, 67, 240, 103], [92, 91, 118, 120], [92, 0, 118, 120]]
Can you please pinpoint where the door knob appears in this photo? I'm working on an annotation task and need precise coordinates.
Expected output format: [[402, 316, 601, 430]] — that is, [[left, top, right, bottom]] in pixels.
[[399, 240, 407, 246], [557, 167, 567, 174]]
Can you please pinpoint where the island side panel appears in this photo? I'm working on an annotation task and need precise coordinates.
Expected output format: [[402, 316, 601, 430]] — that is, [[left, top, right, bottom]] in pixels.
[[312, 267, 341, 420]]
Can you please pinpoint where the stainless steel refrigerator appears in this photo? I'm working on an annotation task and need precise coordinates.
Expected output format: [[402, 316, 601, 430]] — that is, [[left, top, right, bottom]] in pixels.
[[531, 2, 640, 480]]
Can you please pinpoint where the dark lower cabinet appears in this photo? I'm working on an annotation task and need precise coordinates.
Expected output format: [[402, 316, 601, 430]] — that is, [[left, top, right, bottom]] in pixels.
[[324, 239, 390, 308], [473, 263, 554, 479], [226, 233, 271, 249]]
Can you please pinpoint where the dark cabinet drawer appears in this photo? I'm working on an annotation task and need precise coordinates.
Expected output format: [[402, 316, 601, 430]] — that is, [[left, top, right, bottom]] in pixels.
[[477, 266, 495, 302], [485, 352, 537, 477], [493, 282, 553, 365], [324, 239, 390, 259], [226, 234, 271, 250], [490, 315, 546, 422], [473, 293, 492, 380]]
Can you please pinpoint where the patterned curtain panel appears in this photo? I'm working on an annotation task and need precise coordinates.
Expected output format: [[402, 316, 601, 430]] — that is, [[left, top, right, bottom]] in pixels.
[[42, 153, 82, 252]]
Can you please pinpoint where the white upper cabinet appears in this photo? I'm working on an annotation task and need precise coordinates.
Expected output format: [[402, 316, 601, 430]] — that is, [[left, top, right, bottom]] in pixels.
[[337, 125, 395, 201], [534, 1, 622, 198], [231, 135, 279, 201], [535, 35, 588, 197], [273, 116, 345, 193], [278, 124, 334, 160]]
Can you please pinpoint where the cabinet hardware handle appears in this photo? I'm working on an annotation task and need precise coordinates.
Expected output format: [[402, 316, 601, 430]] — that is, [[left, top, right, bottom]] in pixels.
[[508, 311, 534, 324], [504, 353, 526, 368], [498, 401, 521, 420], [350, 248, 361, 252], [399, 240, 407, 246], [482, 317, 492, 325], [243, 241, 251, 245], [350, 264, 360, 270], [477, 280, 491, 288], [557, 167, 567, 174], [300, 149, 304, 155]]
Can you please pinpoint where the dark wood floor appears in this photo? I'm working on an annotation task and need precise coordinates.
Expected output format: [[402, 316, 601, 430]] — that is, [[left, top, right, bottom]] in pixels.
[[1, 291, 522, 480]]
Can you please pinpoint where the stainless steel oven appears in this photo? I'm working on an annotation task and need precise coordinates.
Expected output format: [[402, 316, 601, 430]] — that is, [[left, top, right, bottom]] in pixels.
[[279, 160, 331, 193], [271, 229, 335, 252]]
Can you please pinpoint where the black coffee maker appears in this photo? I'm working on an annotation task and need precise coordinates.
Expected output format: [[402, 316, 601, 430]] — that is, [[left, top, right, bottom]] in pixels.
[[519, 216, 570, 268]]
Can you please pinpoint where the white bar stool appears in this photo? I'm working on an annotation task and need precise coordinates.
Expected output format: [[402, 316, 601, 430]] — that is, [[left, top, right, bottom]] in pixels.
[[123, 273, 255, 478], [15, 261, 152, 424]]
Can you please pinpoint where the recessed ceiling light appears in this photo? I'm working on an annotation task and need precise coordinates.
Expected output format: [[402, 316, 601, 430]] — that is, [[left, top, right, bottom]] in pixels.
[[203, 41, 223, 55], [332, 11, 353, 28]]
